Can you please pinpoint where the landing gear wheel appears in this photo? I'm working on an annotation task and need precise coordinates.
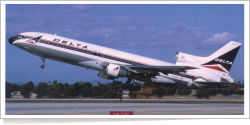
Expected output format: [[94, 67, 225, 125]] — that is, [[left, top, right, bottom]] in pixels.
[[40, 57, 46, 69], [41, 64, 45, 69]]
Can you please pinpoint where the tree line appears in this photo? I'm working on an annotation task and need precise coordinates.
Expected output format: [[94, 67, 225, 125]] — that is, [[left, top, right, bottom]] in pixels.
[[6, 81, 244, 99], [6, 80, 139, 98]]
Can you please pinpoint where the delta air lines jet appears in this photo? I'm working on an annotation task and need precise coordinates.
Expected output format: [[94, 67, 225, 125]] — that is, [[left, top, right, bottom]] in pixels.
[[8, 32, 241, 87]]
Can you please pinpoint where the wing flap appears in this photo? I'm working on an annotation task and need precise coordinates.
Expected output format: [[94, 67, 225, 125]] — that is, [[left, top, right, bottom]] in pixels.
[[127, 65, 197, 73]]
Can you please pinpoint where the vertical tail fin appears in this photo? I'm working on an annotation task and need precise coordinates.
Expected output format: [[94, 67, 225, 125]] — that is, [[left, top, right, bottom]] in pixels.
[[202, 41, 241, 72]]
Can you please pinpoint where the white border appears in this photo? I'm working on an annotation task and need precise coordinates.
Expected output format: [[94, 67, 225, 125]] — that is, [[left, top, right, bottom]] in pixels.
[[244, 0, 250, 118], [0, 1, 249, 4], [1, 1, 249, 119], [1, 1, 6, 118]]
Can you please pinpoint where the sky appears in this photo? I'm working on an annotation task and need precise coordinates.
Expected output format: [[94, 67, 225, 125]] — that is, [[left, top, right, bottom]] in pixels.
[[5, 4, 244, 85]]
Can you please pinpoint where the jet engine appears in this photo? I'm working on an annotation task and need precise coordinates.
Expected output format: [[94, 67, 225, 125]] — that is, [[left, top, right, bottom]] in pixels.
[[175, 51, 203, 65], [98, 64, 130, 79], [98, 71, 115, 79]]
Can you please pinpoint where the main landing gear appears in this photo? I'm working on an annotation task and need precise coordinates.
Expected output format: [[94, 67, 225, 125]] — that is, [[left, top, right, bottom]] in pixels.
[[126, 77, 132, 84], [40, 57, 46, 69], [126, 78, 140, 86]]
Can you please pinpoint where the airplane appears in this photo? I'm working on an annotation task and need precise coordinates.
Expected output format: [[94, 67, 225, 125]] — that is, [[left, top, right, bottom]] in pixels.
[[8, 32, 241, 87]]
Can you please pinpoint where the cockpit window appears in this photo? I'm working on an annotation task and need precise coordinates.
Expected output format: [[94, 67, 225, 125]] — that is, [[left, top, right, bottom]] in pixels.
[[9, 34, 41, 44], [15, 35, 31, 39], [9, 34, 32, 43], [17, 35, 24, 39]]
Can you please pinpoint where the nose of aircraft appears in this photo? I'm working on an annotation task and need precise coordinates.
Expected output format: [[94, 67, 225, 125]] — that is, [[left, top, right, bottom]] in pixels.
[[8, 37, 16, 44]]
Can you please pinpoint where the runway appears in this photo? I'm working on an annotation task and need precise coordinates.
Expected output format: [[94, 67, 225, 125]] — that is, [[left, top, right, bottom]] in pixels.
[[6, 100, 244, 115]]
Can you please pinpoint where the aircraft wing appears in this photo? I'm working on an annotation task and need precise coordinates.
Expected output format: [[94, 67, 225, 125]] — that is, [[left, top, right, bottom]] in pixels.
[[126, 65, 197, 74], [195, 82, 239, 88]]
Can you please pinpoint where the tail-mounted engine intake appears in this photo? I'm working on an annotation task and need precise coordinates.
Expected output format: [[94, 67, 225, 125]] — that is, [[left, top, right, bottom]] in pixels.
[[175, 51, 202, 65]]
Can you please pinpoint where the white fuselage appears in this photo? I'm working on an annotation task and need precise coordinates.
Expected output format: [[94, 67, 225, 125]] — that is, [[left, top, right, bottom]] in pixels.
[[10, 32, 234, 85], [18, 32, 173, 66]]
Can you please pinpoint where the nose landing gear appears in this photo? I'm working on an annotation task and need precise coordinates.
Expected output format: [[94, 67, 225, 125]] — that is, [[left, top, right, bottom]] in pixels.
[[41, 57, 45, 69], [41, 64, 45, 69]]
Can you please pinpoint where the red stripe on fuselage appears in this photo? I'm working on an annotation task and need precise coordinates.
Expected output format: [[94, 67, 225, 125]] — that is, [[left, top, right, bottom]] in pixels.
[[26, 41, 35, 44], [202, 65, 227, 73], [22, 34, 151, 66]]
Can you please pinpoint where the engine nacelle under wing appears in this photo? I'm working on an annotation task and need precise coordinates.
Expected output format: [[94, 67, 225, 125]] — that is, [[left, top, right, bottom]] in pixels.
[[98, 71, 115, 79], [106, 64, 120, 77], [98, 64, 130, 79]]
